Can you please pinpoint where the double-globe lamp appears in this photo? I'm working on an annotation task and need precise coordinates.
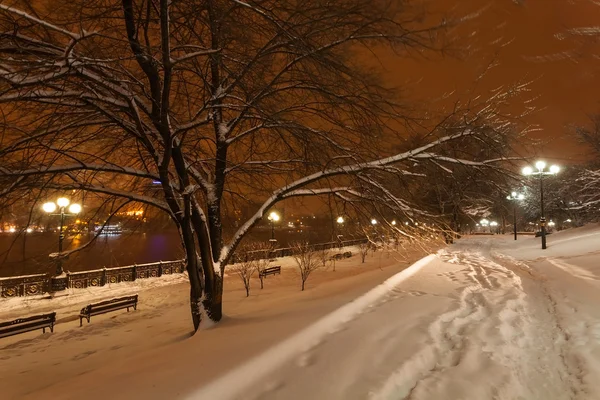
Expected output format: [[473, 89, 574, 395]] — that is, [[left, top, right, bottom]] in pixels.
[[522, 161, 560, 250], [42, 197, 82, 275]]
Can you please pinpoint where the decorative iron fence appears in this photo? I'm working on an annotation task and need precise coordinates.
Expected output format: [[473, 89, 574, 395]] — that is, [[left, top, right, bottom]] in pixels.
[[0, 260, 186, 298], [0, 238, 368, 298]]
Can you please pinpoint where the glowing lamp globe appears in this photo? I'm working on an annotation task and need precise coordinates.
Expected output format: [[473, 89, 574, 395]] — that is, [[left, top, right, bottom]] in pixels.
[[268, 212, 279, 222], [68, 203, 82, 214], [522, 166, 533, 176], [42, 202, 57, 213], [549, 165, 560, 174], [56, 197, 70, 208], [535, 161, 546, 171]]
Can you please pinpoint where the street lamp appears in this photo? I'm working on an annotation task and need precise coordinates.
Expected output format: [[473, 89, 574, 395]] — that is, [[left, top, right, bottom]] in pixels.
[[336, 216, 345, 247], [522, 161, 560, 249], [268, 211, 280, 242], [507, 191, 525, 240], [42, 197, 81, 276]]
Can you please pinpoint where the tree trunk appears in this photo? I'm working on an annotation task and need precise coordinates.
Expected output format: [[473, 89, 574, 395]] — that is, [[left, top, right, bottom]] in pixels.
[[301, 279, 305, 291]]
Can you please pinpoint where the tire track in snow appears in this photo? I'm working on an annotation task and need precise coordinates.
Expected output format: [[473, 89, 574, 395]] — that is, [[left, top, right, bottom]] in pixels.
[[370, 250, 579, 400]]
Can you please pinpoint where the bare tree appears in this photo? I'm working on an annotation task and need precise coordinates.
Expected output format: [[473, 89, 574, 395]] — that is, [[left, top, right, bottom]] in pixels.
[[0, 1, 528, 332], [317, 247, 331, 270], [249, 242, 273, 289], [231, 259, 255, 297], [358, 241, 370, 263], [291, 241, 321, 291]]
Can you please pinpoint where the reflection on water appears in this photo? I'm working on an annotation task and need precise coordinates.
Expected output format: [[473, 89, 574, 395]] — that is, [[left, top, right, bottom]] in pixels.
[[0, 227, 337, 277]]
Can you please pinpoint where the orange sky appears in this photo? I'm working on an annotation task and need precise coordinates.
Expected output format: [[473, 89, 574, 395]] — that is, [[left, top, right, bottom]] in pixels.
[[376, 0, 600, 164]]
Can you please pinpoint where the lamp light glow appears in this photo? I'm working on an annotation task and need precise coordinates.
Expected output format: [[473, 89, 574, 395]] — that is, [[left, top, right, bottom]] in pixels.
[[336, 216, 344, 224], [549, 165, 560, 174], [68, 203, 82, 214], [42, 202, 57, 213], [522, 166, 533, 176], [56, 197, 70, 208], [535, 161, 546, 170]]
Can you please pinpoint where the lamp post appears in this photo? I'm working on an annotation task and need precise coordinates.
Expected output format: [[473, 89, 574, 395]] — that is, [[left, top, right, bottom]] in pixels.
[[336, 216, 345, 248], [268, 211, 279, 242], [506, 191, 525, 240], [42, 197, 81, 277], [523, 161, 560, 250]]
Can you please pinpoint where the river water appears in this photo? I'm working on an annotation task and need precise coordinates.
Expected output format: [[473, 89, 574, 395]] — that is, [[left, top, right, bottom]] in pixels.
[[0, 227, 337, 277]]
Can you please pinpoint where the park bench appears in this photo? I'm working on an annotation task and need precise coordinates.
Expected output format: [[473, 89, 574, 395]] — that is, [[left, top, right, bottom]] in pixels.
[[259, 266, 281, 278], [0, 312, 56, 339], [79, 294, 138, 326]]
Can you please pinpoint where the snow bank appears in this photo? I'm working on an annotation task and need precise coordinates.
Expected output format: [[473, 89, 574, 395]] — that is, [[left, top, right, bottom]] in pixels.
[[187, 254, 436, 400], [0, 272, 188, 316]]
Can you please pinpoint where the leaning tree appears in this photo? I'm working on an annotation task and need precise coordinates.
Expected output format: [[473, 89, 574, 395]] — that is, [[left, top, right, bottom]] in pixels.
[[0, 0, 528, 331]]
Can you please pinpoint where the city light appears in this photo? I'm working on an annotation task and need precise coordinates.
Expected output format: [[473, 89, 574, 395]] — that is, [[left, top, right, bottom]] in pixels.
[[68, 204, 82, 214], [336, 216, 344, 224], [371, 219, 377, 225], [391, 220, 397, 225]]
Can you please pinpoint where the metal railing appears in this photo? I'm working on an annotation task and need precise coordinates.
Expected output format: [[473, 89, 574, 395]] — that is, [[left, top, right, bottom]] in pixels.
[[0, 237, 368, 298]]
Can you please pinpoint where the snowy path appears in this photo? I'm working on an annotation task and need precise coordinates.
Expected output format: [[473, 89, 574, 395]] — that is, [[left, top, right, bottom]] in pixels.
[[194, 236, 593, 400]]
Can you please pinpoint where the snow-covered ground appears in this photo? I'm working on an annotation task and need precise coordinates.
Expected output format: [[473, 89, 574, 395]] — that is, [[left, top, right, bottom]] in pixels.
[[0, 244, 433, 400], [2, 226, 600, 400], [194, 224, 600, 400]]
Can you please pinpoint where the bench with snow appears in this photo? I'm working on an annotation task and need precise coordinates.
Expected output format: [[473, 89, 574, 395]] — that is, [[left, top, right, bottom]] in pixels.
[[0, 312, 56, 339], [330, 251, 352, 261], [79, 294, 138, 326], [259, 266, 281, 278]]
